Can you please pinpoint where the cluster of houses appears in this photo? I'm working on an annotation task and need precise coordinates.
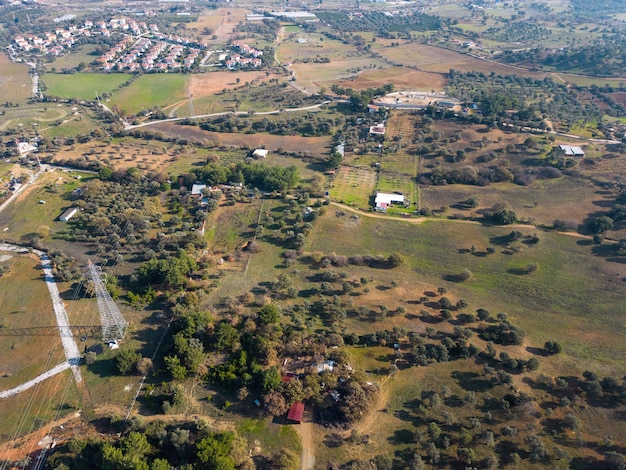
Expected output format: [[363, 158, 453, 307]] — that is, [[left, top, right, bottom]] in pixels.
[[225, 42, 263, 70], [12, 16, 206, 72], [98, 36, 205, 72], [12, 17, 157, 57]]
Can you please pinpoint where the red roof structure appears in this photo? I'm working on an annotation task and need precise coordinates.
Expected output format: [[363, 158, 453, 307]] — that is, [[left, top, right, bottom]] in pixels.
[[287, 401, 304, 423]]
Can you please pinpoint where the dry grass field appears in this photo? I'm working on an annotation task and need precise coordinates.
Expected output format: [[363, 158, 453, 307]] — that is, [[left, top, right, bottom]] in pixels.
[[334, 66, 446, 92], [0, 53, 32, 105], [187, 8, 249, 43], [289, 58, 388, 92], [149, 122, 332, 157], [188, 71, 282, 97], [277, 33, 365, 63], [376, 42, 550, 77]]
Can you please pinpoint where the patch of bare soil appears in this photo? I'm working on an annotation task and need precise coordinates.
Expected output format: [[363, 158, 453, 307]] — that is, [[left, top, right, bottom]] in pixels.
[[150, 122, 332, 156], [188, 71, 282, 97]]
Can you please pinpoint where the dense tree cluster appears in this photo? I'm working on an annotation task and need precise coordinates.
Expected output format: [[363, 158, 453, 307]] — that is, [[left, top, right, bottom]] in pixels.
[[315, 11, 440, 34], [193, 161, 300, 192]]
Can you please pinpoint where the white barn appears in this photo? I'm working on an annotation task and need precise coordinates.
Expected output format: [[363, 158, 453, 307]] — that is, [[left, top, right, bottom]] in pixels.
[[375, 192, 405, 211]]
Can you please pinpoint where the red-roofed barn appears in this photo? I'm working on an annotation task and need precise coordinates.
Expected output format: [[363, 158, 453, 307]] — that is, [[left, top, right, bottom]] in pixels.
[[287, 401, 304, 423]]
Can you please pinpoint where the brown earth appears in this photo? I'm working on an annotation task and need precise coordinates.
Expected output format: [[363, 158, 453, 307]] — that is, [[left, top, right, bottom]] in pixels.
[[335, 67, 446, 91], [188, 71, 283, 97], [149, 122, 332, 156]]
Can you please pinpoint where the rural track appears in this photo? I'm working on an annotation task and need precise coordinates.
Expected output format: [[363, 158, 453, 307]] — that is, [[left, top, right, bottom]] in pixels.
[[124, 101, 331, 131], [328, 201, 600, 242]]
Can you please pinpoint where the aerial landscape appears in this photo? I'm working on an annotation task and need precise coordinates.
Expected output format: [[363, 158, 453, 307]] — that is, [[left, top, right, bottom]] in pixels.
[[0, 0, 625, 468]]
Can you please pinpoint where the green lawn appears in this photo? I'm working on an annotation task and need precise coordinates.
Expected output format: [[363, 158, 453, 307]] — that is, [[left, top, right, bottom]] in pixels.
[[108, 74, 188, 115], [43, 73, 133, 101]]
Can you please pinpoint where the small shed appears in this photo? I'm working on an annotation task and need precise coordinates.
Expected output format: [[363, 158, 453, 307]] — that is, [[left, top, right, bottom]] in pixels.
[[287, 401, 304, 423], [559, 145, 585, 156], [252, 149, 268, 159], [59, 207, 79, 222]]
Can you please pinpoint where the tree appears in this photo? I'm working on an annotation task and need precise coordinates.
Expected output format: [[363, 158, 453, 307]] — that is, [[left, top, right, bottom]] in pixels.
[[590, 216, 614, 233], [258, 303, 280, 325], [116, 349, 140, 375], [195, 432, 236, 470], [273, 449, 300, 470], [544, 341, 563, 355]]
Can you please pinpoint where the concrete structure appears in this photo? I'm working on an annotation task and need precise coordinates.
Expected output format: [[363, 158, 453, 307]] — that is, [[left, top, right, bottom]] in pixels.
[[375, 192, 405, 211]]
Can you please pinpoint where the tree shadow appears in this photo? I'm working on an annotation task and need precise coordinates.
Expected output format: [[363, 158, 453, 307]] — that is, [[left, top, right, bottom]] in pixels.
[[526, 346, 548, 357]]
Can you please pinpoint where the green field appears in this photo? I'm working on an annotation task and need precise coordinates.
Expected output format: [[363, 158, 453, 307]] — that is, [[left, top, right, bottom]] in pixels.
[[108, 74, 188, 115], [307, 211, 626, 371], [0, 54, 32, 105], [43, 73, 133, 101], [49, 44, 99, 71]]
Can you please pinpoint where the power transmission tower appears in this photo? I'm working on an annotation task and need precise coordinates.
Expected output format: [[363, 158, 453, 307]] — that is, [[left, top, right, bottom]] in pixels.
[[189, 93, 195, 117], [86, 261, 128, 342]]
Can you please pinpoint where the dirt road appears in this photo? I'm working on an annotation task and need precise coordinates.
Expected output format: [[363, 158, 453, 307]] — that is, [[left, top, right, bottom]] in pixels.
[[296, 422, 315, 470]]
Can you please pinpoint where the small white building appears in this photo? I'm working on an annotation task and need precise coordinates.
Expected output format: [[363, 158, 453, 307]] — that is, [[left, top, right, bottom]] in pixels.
[[375, 192, 405, 211], [252, 149, 268, 159], [191, 184, 207, 198], [559, 145, 585, 156], [59, 207, 79, 222]]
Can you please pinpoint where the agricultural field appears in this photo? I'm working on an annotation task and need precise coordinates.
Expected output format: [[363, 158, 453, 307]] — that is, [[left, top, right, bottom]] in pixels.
[[374, 42, 547, 77], [0, 53, 32, 105], [43, 72, 133, 101], [107, 74, 188, 115], [333, 66, 445, 92], [0, 104, 71, 132], [329, 166, 377, 209], [307, 212, 626, 368], [288, 58, 388, 92], [186, 8, 249, 43], [148, 122, 333, 157]]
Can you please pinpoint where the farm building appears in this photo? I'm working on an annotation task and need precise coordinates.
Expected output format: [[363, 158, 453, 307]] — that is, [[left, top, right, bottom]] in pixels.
[[369, 124, 386, 135], [287, 401, 305, 423], [559, 145, 585, 156], [374, 192, 405, 211], [191, 184, 207, 198], [59, 207, 79, 222], [252, 149, 268, 159]]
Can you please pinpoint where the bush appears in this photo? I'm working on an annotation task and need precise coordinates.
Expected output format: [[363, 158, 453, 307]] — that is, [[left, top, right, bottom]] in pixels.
[[544, 341, 563, 355]]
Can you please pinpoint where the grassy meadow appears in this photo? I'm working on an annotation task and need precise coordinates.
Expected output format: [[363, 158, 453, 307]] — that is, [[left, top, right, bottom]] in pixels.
[[0, 54, 32, 105], [307, 211, 626, 371], [43, 73, 133, 101], [108, 74, 188, 115]]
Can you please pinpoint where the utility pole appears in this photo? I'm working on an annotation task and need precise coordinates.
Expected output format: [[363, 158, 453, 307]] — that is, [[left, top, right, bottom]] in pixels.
[[85, 261, 128, 343]]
